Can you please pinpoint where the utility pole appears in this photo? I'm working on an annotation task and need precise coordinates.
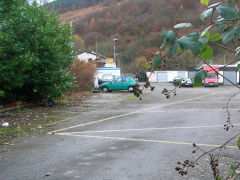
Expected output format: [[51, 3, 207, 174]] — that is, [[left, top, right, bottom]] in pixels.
[[96, 35, 98, 60], [113, 38, 118, 66]]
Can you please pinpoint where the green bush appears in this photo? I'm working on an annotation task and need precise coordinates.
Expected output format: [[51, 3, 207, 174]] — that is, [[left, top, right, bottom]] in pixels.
[[0, 90, 5, 97], [0, 1, 76, 103]]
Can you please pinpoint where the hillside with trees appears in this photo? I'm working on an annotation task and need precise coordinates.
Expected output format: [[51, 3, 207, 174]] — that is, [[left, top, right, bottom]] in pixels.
[[52, 0, 223, 72]]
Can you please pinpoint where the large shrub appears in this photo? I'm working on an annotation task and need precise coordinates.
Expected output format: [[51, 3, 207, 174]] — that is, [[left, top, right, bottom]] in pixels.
[[0, 0, 76, 103], [70, 60, 96, 91]]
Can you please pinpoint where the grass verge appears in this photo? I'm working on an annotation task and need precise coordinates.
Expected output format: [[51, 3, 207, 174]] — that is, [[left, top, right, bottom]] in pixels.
[[128, 95, 137, 100], [0, 123, 56, 146]]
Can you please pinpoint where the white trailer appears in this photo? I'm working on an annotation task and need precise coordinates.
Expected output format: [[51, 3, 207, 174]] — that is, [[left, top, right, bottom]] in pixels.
[[94, 68, 121, 88]]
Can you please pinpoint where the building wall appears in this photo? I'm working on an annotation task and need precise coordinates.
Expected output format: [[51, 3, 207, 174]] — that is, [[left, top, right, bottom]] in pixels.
[[147, 70, 239, 85], [167, 71, 178, 82], [151, 71, 188, 82], [218, 71, 223, 83], [238, 71, 239, 84], [146, 72, 157, 82], [95, 68, 121, 79], [104, 62, 116, 68], [167, 71, 188, 82]]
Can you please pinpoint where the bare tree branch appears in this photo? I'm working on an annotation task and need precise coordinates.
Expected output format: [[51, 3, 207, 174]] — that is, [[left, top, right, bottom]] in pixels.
[[194, 131, 240, 163], [209, 41, 236, 53]]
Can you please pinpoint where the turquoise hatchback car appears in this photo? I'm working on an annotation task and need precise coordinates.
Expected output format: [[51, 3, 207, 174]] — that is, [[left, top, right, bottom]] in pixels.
[[100, 76, 138, 92]]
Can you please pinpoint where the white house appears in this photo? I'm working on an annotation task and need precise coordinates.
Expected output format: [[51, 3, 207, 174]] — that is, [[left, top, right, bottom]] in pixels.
[[77, 51, 116, 68], [77, 51, 107, 62]]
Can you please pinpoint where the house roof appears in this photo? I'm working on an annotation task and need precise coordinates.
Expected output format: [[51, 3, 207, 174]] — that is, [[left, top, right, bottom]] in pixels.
[[78, 50, 107, 59]]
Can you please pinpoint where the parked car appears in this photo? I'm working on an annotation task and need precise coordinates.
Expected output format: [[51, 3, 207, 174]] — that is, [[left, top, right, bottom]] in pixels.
[[100, 76, 138, 92], [135, 72, 148, 82], [203, 65, 219, 87], [173, 77, 183, 86], [173, 77, 193, 87], [204, 73, 219, 87], [181, 78, 193, 87]]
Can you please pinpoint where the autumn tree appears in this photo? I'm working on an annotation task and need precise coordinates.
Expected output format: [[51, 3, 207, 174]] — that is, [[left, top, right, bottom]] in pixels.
[[89, 17, 96, 31], [73, 35, 85, 52], [136, 56, 147, 72]]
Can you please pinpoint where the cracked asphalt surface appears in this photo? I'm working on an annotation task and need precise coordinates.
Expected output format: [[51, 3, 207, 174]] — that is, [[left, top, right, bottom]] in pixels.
[[0, 83, 240, 180]]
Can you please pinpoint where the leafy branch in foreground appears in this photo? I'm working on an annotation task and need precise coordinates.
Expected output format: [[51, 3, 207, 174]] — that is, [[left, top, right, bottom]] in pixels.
[[160, 0, 240, 179]]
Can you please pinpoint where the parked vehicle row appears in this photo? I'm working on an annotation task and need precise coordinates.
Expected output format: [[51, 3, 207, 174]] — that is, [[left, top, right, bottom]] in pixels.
[[99, 66, 219, 93]]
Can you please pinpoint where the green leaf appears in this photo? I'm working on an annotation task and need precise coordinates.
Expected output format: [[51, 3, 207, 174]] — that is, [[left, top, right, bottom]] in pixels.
[[237, 64, 240, 71], [227, 165, 236, 177], [153, 56, 161, 68], [191, 42, 203, 56], [237, 11, 240, 18], [144, 63, 150, 68], [200, 8, 213, 22], [238, 137, 240, 149], [167, 43, 179, 57], [193, 70, 207, 87], [200, 0, 209, 6], [235, 173, 240, 179], [144, 82, 150, 88], [208, 2, 221, 8], [186, 32, 199, 41], [200, 45, 213, 60], [178, 36, 195, 50], [161, 30, 168, 36], [166, 31, 176, 43], [216, 3, 237, 19], [234, 25, 240, 35], [199, 38, 208, 44], [216, 17, 226, 30], [222, 30, 235, 44], [210, 33, 221, 42], [177, 46, 181, 52], [174, 23, 192, 29], [0, 90, 5, 97]]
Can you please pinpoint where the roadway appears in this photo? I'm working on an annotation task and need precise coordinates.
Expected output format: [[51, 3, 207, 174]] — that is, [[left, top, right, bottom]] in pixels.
[[0, 83, 240, 180]]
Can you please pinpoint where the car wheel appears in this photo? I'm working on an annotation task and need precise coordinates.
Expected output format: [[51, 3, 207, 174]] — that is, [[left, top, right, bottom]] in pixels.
[[128, 86, 134, 92], [102, 86, 108, 93]]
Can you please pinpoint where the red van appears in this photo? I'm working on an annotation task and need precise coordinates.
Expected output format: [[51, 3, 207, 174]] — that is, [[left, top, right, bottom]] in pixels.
[[203, 65, 219, 87]]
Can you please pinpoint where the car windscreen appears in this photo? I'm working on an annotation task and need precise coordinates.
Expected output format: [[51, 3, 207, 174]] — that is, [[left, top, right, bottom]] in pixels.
[[207, 74, 217, 78]]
